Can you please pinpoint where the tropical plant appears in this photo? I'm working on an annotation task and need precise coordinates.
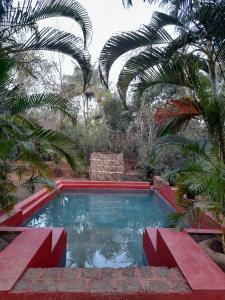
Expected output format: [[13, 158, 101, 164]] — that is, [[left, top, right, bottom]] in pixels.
[[0, 0, 92, 89], [0, 58, 85, 210], [157, 135, 225, 254], [100, 1, 225, 102], [0, 0, 93, 210], [99, 0, 225, 256]]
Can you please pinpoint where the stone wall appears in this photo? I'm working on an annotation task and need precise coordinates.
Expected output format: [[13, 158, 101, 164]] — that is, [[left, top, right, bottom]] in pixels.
[[90, 152, 124, 181]]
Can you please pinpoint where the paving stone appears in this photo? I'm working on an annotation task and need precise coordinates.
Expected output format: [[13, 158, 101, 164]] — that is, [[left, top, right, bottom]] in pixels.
[[19, 268, 47, 280], [100, 268, 120, 280], [138, 266, 154, 278], [89, 279, 114, 293], [116, 279, 143, 293], [170, 268, 186, 280], [56, 279, 86, 292], [80, 268, 101, 280], [13, 266, 190, 293], [169, 280, 191, 291], [144, 280, 171, 292], [153, 267, 171, 278], [119, 268, 137, 279]]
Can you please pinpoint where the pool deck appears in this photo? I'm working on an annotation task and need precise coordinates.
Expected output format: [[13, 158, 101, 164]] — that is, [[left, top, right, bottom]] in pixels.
[[12, 266, 190, 299], [0, 180, 224, 299]]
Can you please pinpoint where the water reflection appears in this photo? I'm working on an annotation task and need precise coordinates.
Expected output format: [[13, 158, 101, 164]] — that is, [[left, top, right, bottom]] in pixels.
[[24, 190, 174, 268]]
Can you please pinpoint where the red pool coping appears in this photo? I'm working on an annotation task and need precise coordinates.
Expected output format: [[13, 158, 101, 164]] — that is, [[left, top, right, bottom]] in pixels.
[[143, 228, 225, 299], [0, 181, 151, 293], [0, 181, 151, 227], [0, 227, 66, 291], [153, 176, 220, 229], [0, 180, 224, 299]]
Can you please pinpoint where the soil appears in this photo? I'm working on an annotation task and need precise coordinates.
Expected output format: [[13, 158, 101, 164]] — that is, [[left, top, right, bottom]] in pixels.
[[0, 232, 19, 252], [211, 239, 223, 253], [199, 237, 225, 272], [190, 233, 220, 243], [10, 159, 141, 203], [9, 160, 89, 203]]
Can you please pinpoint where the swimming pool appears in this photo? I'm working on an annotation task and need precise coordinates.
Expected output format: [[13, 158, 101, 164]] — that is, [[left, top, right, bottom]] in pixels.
[[24, 189, 174, 268]]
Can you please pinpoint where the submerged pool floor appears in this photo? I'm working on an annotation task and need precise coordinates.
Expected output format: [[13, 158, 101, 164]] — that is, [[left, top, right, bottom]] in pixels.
[[24, 189, 174, 268]]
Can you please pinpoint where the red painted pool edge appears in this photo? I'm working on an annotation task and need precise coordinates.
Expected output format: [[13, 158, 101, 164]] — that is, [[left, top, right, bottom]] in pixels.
[[0, 181, 151, 294], [153, 176, 220, 229], [0, 180, 225, 300], [0, 181, 151, 226]]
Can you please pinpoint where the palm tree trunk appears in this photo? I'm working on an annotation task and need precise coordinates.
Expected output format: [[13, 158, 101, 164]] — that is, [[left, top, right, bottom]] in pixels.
[[207, 41, 217, 95]]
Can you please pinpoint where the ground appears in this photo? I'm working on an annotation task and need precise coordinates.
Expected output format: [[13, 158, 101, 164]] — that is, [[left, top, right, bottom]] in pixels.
[[10, 159, 140, 203]]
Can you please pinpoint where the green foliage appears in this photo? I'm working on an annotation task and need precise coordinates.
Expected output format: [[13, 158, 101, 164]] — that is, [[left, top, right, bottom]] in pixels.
[[1, 0, 92, 89], [102, 98, 132, 133], [0, 0, 93, 209], [100, 0, 225, 104]]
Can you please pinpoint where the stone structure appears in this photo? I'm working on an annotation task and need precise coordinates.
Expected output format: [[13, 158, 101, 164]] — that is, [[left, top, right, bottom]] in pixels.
[[90, 152, 124, 181]]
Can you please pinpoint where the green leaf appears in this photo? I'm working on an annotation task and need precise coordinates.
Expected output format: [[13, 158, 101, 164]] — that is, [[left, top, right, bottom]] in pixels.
[[19, 27, 92, 89], [99, 25, 172, 89], [26, 0, 92, 48], [5, 93, 71, 116]]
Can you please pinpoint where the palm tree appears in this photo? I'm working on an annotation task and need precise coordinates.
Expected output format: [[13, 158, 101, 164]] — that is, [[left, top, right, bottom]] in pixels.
[[0, 0, 92, 88], [156, 134, 225, 253], [100, 0, 225, 251], [100, 0, 225, 99], [99, 0, 225, 163], [0, 57, 84, 210], [0, 0, 92, 210]]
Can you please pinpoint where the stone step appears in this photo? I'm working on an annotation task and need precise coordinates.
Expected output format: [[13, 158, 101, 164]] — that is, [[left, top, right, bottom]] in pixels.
[[90, 165, 124, 172], [13, 266, 190, 293], [90, 159, 124, 167], [91, 153, 123, 160], [90, 171, 124, 181]]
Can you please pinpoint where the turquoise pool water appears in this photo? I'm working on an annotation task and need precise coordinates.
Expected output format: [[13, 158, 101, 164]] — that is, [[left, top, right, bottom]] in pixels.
[[24, 189, 174, 268]]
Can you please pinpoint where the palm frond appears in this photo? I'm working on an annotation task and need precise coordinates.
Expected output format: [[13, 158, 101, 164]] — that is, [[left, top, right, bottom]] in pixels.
[[194, 1, 225, 42], [17, 27, 92, 89], [0, 58, 14, 91], [0, 139, 15, 159], [5, 93, 71, 116], [52, 145, 84, 175], [11, 114, 41, 131], [130, 53, 207, 99], [29, 128, 73, 147], [27, 0, 92, 48], [155, 98, 201, 124], [1, 0, 92, 48], [155, 98, 201, 135], [151, 11, 183, 28], [130, 62, 190, 99], [20, 149, 51, 177], [99, 25, 172, 89], [23, 176, 56, 191], [122, 0, 193, 13], [156, 115, 193, 136], [117, 47, 163, 100], [0, 117, 24, 139], [155, 135, 212, 162], [28, 128, 84, 174], [122, 0, 151, 7]]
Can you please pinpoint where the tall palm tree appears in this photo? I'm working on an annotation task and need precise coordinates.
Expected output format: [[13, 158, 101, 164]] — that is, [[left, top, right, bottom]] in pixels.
[[100, 0, 225, 242], [99, 0, 225, 158], [0, 57, 84, 210], [0, 0, 92, 209], [100, 0, 225, 100], [0, 0, 92, 88]]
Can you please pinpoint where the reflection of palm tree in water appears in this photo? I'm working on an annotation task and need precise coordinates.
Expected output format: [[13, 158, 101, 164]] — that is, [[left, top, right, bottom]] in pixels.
[[67, 227, 141, 268], [25, 191, 173, 267]]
